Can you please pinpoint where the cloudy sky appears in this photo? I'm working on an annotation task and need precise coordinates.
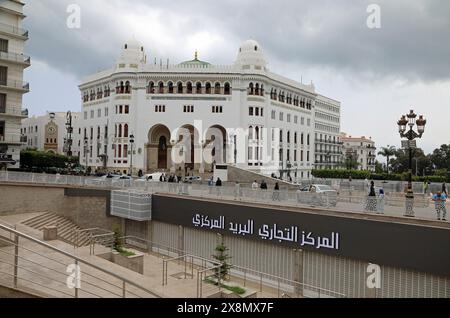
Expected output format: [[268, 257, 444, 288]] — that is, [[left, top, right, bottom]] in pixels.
[[21, 0, 450, 154]]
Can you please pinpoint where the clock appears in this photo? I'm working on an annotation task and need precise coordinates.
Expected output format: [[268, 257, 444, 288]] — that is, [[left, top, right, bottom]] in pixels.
[[48, 126, 56, 134]]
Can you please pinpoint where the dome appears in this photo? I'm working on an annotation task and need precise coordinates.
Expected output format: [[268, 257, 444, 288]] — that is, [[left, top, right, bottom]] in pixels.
[[179, 51, 211, 67], [235, 39, 267, 70], [116, 37, 146, 67]]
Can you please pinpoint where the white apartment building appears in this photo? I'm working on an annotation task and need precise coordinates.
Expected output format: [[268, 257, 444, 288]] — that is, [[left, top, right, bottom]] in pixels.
[[314, 95, 343, 170], [0, 0, 29, 168], [78, 39, 341, 180], [21, 112, 81, 156], [341, 133, 377, 171]]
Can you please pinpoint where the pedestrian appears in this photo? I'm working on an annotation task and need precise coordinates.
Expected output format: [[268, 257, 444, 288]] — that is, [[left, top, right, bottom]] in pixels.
[[442, 182, 448, 196], [377, 188, 385, 214], [216, 178, 222, 187], [422, 180, 429, 195], [272, 182, 280, 201], [138, 169, 143, 178], [432, 191, 447, 221], [365, 181, 377, 212], [260, 180, 268, 190], [252, 180, 259, 190]]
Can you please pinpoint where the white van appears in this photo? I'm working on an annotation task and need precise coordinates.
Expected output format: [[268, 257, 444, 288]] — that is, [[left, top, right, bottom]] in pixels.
[[136, 172, 164, 183]]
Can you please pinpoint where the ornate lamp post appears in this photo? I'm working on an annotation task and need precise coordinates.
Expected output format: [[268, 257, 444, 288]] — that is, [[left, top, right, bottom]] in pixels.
[[65, 111, 73, 157], [397, 110, 426, 217], [129, 134, 134, 176], [83, 136, 89, 175]]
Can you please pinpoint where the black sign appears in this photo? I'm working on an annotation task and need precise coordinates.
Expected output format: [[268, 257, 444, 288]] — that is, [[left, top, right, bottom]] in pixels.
[[152, 195, 450, 277]]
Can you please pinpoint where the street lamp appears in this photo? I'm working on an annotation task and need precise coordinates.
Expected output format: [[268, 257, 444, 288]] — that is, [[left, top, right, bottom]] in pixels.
[[129, 134, 134, 176], [397, 109, 426, 216], [65, 111, 73, 157], [83, 137, 89, 175]]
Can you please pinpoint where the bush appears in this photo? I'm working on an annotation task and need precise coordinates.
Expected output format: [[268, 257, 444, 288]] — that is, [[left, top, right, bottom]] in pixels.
[[311, 170, 446, 183]]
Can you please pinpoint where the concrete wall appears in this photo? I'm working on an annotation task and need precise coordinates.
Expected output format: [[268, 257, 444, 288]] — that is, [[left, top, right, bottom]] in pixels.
[[0, 184, 122, 231], [226, 165, 299, 190]]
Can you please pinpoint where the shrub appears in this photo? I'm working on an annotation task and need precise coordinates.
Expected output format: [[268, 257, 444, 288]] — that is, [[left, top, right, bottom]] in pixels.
[[311, 170, 446, 183]]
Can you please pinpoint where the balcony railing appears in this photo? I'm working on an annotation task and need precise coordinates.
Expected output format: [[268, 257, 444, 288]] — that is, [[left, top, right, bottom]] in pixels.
[[314, 150, 343, 155], [0, 134, 22, 144], [315, 139, 342, 145], [0, 80, 29, 92], [0, 106, 28, 117], [0, 22, 29, 38], [0, 51, 30, 65]]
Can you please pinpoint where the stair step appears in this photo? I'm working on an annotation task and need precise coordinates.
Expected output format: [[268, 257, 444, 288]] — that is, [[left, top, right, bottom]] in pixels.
[[23, 213, 54, 227]]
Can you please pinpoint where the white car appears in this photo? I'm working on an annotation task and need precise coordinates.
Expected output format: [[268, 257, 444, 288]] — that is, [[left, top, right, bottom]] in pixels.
[[299, 184, 338, 207], [135, 173, 164, 184]]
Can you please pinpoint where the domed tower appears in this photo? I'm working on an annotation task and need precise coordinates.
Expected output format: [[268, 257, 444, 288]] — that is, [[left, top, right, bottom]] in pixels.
[[234, 39, 267, 71], [116, 38, 147, 70]]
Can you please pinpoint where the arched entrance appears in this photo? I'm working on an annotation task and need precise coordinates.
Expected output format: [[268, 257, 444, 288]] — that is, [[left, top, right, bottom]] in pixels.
[[147, 124, 171, 171], [158, 136, 168, 169], [204, 125, 227, 171]]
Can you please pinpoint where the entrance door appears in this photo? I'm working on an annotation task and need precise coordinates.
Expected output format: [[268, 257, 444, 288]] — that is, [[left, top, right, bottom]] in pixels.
[[158, 136, 167, 169]]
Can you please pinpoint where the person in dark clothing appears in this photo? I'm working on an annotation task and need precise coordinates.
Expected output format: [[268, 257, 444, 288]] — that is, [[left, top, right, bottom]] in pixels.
[[260, 181, 268, 190], [369, 181, 376, 197], [366, 180, 377, 211], [442, 183, 448, 196], [215, 178, 222, 187], [138, 170, 143, 178], [272, 182, 280, 201]]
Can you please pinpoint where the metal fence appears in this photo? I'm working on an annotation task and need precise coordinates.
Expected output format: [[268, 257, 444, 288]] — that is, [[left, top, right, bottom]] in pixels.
[[0, 224, 160, 298], [1, 171, 445, 221]]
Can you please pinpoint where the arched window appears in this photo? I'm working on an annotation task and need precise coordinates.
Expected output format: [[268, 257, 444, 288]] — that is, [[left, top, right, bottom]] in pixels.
[[168, 82, 174, 94], [158, 82, 164, 94], [125, 81, 131, 94], [248, 126, 253, 140], [255, 83, 260, 95], [124, 124, 128, 138], [260, 84, 264, 96], [294, 132, 298, 144], [255, 126, 260, 141], [224, 82, 231, 95], [118, 124, 122, 138], [273, 89, 277, 101], [249, 83, 254, 95], [186, 82, 193, 94], [214, 82, 221, 94], [196, 82, 202, 94], [148, 81, 155, 94], [177, 82, 183, 94], [301, 133, 304, 145], [205, 82, 211, 94], [120, 81, 124, 94], [287, 131, 291, 143]]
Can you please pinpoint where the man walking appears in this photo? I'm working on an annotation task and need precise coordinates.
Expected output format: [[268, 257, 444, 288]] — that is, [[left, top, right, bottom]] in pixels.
[[433, 191, 447, 221]]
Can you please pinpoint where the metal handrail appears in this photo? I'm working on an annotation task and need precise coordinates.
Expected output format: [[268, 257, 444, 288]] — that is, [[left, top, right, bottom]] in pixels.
[[0, 224, 161, 298], [230, 264, 346, 298]]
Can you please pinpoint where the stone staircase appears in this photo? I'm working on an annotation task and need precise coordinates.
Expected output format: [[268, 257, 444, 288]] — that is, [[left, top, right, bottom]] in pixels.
[[21, 213, 91, 247]]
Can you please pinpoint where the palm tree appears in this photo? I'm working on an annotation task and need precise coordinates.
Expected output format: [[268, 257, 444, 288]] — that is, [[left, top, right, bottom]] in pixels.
[[378, 146, 396, 174]]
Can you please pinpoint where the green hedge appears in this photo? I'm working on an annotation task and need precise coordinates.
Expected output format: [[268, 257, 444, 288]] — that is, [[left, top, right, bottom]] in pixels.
[[311, 170, 446, 183]]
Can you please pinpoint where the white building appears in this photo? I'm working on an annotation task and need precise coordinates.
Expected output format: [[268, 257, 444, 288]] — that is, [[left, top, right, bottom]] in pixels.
[[314, 95, 343, 170], [341, 133, 376, 171], [21, 111, 81, 156], [78, 39, 341, 179], [0, 0, 30, 169]]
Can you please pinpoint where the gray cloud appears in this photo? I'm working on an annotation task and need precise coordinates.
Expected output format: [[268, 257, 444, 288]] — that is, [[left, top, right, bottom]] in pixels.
[[22, 0, 450, 82]]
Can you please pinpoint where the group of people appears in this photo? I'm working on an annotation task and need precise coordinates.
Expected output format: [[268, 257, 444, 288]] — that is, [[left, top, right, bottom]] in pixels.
[[364, 178, 448, 220], [158, 173, 182, 183]]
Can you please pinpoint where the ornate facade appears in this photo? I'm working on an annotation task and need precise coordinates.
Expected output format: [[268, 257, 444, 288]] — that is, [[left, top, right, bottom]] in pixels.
[[79, 39, 341, 180]]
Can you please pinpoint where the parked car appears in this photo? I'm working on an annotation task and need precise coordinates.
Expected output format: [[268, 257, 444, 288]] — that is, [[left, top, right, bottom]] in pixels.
[[183, 176, 202, 183], [298, 184, 338, 207], [135, 172, 164, 184]]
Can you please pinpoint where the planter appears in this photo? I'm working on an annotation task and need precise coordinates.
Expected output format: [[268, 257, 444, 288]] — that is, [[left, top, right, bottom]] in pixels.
[[205, 277, 257, 298], [98, 249, 144, 274]]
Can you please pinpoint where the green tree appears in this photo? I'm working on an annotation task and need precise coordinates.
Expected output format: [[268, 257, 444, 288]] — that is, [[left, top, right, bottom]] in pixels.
[[378, 145, 396, 174], [429, 144, 450, 170], [212, 242, 232, 281], [344, 152, 360, 170]]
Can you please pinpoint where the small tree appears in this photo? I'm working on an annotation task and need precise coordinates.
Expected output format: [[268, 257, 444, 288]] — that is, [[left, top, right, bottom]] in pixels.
[[212, 242, 232, 282], [112, 225, 123, 252]]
